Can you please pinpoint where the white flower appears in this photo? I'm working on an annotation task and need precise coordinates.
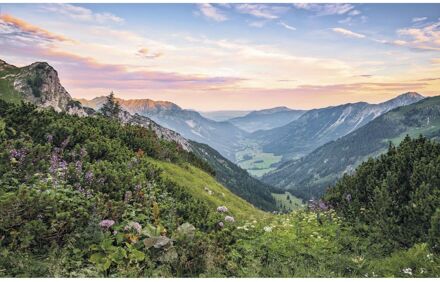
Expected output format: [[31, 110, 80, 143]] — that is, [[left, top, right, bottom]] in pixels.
[[402, 268, 413, 275], [263, 226, 272, 232]]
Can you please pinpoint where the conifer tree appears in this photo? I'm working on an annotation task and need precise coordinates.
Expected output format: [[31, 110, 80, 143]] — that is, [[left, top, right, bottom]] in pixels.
[[100, 91, 121, 120]]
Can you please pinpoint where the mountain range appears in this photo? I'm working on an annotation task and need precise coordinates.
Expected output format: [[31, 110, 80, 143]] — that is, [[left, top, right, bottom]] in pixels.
[[79, 96, 247, 161], [0, 59, 277, 211], [229, 107, 306, 132], [262, 95, 440, 200], [2, 58, 439, 206], [251, 92, 424, 161]]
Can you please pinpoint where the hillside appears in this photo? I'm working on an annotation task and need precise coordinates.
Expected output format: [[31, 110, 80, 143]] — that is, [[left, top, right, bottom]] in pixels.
[[0, 59, 277, 211], [325, 136, 440, 254], [263, 96, 440, 200], [189, 141, 276, 211], [229, 107, 306, 132], [199, 110, 251, 121], [253, 93, 424, 161], [80, 96, 247, 161]]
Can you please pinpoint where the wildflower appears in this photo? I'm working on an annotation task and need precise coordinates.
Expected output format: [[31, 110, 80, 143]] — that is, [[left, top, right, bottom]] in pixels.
[[124, 221, 142, 234], [224, 216, 235, 223], [75, 160, 83, 174], [345, 193, 352, 202], [10, 148, 27, 160], [46, 134, 53, 143], [218, 222, 224, 228], [99, 219, 115, 229], [85, 171, 94, 183], [263, 226, 272, 232], [60, 138, 70, 149], [217, 206, 228, 213], [124, 191, 132, 203], [402, 268, 413, 275]]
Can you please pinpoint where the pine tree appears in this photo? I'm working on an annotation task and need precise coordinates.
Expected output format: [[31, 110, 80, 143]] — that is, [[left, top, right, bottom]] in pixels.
[[100, 91, 121, 120]]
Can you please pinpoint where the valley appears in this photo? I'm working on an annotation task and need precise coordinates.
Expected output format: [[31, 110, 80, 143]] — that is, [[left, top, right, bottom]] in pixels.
[[0, 58, 439, 278]]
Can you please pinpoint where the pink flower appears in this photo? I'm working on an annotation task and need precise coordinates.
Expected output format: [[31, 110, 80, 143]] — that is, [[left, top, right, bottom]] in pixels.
[[99, 219, 115, 229], [124, 221, 142, 234]]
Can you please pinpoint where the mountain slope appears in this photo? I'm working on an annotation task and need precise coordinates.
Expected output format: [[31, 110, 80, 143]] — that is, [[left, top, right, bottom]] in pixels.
[[81, 96, 247, 161], [199, 110, 251, 121], [189, 141, 276, 211], [253, 93, 424, 161], [229, 107, 306, 132], [0, 59, 276, 211], [262, 95, 440, 200]]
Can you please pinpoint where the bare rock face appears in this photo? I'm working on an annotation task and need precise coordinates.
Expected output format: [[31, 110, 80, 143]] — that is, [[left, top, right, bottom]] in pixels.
[[12, 62, 79, 113]]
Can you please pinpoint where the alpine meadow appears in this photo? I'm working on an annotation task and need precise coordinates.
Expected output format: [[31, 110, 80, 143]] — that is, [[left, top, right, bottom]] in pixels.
[[0, 2, 440, 278]]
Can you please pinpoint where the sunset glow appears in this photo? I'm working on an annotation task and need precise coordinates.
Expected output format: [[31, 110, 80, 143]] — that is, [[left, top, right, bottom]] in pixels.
[[1, 3, 440, 110]]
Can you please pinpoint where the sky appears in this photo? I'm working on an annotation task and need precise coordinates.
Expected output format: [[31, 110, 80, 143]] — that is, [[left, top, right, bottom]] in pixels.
[[1, 3, 440, 111]]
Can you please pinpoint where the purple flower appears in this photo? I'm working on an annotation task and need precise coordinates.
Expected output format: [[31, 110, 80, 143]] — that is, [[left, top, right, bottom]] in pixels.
[[224, 216, 235, 223], [9, 148, 27, 162], [75, 160, 83, 174], [124, 221, 142, 234], [99, 219, 115, 229], [217, 206, 228, 213], [61, 138, 70, 149], [308, 199, 330, 212], [85, 171, 94, 183]]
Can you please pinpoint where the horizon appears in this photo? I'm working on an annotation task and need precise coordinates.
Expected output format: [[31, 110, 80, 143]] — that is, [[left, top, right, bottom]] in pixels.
[[1, 3, 440, 110], [76, 90, 426, 112]]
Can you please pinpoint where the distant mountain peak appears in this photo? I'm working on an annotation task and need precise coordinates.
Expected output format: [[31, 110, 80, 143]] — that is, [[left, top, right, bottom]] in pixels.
[[0, 59, 17, 71]]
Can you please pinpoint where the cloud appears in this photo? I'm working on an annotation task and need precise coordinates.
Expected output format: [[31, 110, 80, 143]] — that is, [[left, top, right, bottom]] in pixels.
[[412, 17, 427, 23], [234, 4, 289, 20], [279, 21, 296, 31], [396, 21, 440, 51], [0, 14, 71, 43], [42, 4, 124, 24], [197, 4, 228, 22], [248, 20, 268, 28], [136, 48, 163, 59], [331, 27, 365, 39], [293, 3, 355, 16]]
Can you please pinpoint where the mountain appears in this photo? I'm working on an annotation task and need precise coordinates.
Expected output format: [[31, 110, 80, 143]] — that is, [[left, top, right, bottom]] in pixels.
[[0, 59, 276, 211], [80, 96, 248, 161], [199, 110, 251, 121], [229, 107, 306, 132], [252, 93, 424, 161], [262, 95, 440, 200]]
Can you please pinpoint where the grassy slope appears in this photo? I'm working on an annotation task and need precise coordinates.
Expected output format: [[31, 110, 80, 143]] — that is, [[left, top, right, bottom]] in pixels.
[[272, 192, 303, 211], [0, 69, 22, 104], [148, 158, 266, 221]]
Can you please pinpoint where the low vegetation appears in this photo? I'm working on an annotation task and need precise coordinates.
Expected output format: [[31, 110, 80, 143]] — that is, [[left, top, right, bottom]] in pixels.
[[0, 100, 438, 277]]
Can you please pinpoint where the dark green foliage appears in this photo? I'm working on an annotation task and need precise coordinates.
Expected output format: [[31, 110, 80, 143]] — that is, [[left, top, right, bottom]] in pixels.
[[0, 100, 228, 277], [26, 76, 43, 97], [325, 136, 440, 254], [100, 92, 122, 120], [428, 209, 440, 254]]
